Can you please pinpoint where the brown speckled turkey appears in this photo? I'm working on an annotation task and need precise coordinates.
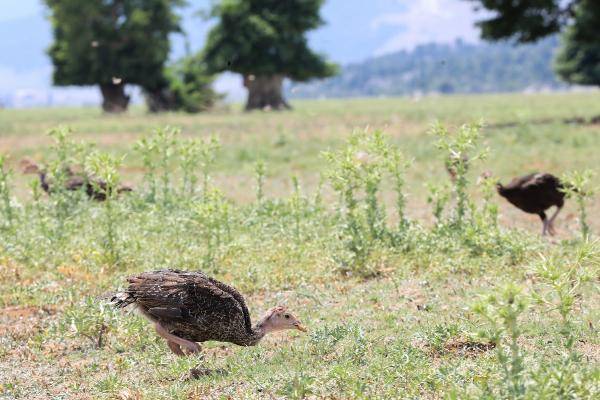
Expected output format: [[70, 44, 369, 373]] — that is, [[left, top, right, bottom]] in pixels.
[[112, 269, 307, 356], [496, 172, 567, 236], [20, 158, 132, 201]]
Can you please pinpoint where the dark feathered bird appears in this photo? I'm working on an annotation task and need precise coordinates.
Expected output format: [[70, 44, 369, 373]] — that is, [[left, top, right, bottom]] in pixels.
[[112, 269, 307, 356], [496, 172, 567, 236], [20, 158, 132, 201]]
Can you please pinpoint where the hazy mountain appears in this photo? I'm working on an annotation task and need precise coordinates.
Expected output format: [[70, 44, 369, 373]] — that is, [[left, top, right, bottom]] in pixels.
[[290, 37, 564, 98]]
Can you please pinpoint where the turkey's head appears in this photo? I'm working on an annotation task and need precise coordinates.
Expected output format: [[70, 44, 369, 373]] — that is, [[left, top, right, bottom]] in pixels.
[[261, 306, 307, 333]]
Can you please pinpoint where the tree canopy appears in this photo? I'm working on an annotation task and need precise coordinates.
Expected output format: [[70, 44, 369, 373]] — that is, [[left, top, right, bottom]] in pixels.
[[203, 0, 337, 110], [469, 0, 569, 43], [44, 0, 185, 112], [555, 1, 600, 86], [468, 0, 600, 87], [204, 0, 336, 80]]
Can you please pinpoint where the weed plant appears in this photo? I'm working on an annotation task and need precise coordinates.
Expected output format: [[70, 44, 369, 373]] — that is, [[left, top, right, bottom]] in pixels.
[[254, 159, 266, 205], [0, 154, 13, 229], [324, 130, 410, 272], [85, 151, 124, 265], [474, 284, 528, 398], [431, 121, 487, 227], [45, 127, 88, 239], [426, 182, 450, 225], [470, 242, 599, 399], [197, 135, 220, 199], [134, 136, 159, 202], [154, 126, 179, 206], [192, 188, 231, 270], [561, 170, 596, 240]]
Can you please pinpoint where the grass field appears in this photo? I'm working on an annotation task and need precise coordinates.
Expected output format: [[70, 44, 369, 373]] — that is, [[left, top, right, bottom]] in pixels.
[[0, 93, 599, 399]]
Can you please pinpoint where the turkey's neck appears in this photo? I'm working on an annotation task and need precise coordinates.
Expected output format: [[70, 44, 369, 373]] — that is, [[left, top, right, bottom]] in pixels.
[[243, 327, 266, 346], [244, 314, 273, 346]]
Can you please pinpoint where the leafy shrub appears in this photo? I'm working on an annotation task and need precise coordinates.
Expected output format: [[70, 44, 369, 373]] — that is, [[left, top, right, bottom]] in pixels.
[[85, 151, 124, 265], [471, 243, 599, 399], [145, 54, 221, 113], [431, 121, 487, 227], [323, 130, 408, 273], [0, 154, 14, 229], [561, 170, 596, 240], [192, 188, 231, 269]]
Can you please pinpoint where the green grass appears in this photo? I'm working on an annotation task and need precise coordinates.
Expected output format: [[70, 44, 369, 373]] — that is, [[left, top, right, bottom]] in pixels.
[[0, 93, 599, 399]]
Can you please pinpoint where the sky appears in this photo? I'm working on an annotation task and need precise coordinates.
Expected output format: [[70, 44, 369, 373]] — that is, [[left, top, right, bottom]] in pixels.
[[0, 0, 482, 106]]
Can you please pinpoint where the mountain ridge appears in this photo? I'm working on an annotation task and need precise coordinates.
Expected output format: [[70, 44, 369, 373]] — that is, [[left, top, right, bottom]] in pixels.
[[290, 36, 565, 98]]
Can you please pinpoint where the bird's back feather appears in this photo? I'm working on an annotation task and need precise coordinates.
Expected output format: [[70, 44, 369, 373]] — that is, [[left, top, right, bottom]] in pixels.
[[497, 172, 565, 214], [113, 269, 253, 344]]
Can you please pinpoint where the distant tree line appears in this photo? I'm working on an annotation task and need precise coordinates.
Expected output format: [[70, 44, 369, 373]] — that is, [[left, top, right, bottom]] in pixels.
[[43, 0, 598, 113], [290, 37, 564, 98], [43, 0, 336, 113]]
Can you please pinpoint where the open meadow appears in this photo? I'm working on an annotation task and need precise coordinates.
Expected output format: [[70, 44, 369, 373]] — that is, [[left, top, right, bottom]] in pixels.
[[0, 92, 599, 399]]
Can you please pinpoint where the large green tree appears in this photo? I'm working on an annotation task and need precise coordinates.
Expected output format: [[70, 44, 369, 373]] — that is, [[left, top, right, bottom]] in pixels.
[[44, 0, 185, 113], [555, 1, 600, 87], [468, 0, 600, 88], [203, 0, 337, 111]]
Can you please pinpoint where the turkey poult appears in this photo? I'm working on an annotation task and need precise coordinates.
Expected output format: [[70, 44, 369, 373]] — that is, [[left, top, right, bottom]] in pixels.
[[496, 172, 567, 236], [20, 158, 132, 201], [112, 270, 307, 356]]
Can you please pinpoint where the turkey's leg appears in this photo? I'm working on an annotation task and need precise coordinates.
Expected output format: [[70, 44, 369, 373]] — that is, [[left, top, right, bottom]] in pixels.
[[547, 206, 562, 236], [167, 340, 185, 356], [155, 323, 201, 355], [539, 212, 548, 236]]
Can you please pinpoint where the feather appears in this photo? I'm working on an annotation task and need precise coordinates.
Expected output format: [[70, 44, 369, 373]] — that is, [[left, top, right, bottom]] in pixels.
[[497, 172, 566, 220], [113, 269, 257, 345]]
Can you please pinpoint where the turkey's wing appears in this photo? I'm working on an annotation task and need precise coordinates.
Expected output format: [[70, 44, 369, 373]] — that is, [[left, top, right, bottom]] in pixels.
[[126, 270, 245, 327]]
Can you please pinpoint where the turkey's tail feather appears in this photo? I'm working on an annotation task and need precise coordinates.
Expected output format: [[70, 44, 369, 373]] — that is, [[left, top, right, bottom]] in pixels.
[[106, 291, 135, 308]]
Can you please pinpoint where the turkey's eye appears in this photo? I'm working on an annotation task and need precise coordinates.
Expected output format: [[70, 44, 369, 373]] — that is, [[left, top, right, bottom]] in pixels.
[[284, 314, 290, 319]]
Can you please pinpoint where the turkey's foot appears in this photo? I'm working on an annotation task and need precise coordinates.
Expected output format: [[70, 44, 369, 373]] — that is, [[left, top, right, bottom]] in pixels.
[[155, 323, 201, 357], [183, 341, 201, 355], [167, 340, 185, 356]]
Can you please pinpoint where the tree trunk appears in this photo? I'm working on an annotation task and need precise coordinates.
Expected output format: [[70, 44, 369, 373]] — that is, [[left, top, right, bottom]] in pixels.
[[145, 88, 176, 113], [244, 74, 291, 111], [100, 82, 130, 113]]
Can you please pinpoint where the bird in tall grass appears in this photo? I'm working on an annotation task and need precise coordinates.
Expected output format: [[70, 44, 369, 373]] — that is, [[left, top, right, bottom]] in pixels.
[[20, 158, 132, 200], [111, 269, 307, 356], [496, 172, 567, 236]]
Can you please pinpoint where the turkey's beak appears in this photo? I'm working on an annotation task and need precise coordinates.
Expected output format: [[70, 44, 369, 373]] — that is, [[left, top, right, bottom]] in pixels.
[[295, 322, 307, 332]]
